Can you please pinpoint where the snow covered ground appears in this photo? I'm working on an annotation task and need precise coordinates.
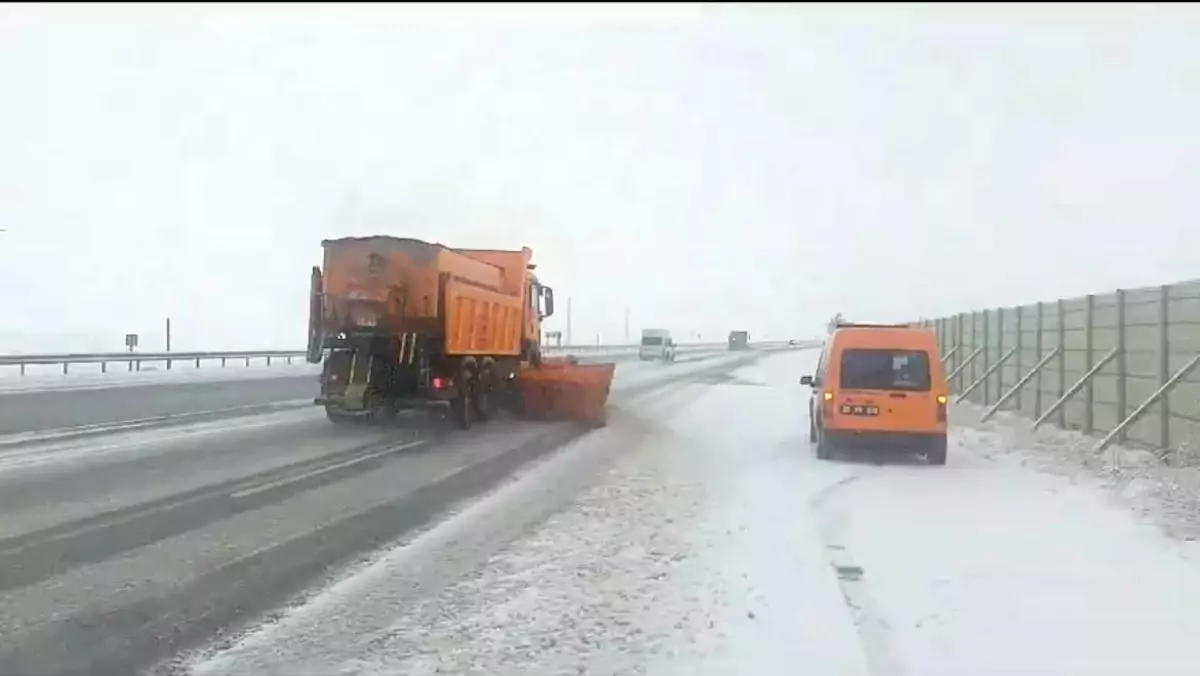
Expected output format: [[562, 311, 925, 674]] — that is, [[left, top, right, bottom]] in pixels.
[[0, 360, 322, 393], [185, 350, 1200, 676]]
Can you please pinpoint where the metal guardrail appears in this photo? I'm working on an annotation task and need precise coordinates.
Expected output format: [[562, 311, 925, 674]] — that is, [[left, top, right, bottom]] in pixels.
[[0, 340, 814, 375]]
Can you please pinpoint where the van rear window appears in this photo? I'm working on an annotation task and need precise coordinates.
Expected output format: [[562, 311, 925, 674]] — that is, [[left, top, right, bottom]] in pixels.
[[641, 336, 663, 346], [839, 349, 931, 391]]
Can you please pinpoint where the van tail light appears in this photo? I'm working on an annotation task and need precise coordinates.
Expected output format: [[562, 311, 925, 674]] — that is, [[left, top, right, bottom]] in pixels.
[[822, 391, 833, 418], [936, 394, 947, 422]]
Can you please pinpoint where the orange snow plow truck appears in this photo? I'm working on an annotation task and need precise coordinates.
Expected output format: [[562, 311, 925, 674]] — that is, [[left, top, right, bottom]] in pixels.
[[307, 236, 615, 428]]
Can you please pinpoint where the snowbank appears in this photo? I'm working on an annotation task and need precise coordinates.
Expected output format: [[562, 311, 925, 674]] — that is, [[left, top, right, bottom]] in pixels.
[[950, 402, 1200, 543]]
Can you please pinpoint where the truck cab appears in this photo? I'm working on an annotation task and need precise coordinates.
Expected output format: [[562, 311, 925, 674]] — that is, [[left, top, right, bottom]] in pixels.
[[639, 328, 676, 362]]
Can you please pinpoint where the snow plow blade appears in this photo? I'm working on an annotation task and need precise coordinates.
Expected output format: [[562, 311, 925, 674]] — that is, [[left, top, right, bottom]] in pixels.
[[514, 358, 616, 426]]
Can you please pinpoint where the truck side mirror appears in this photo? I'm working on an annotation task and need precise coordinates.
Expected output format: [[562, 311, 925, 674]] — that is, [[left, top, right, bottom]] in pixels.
[[800, 375, 814, 386], [542, 286, 555, 318]]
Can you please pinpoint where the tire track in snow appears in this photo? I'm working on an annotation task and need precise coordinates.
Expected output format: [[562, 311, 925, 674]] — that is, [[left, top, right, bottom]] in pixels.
[[809, 469, 907, 676]]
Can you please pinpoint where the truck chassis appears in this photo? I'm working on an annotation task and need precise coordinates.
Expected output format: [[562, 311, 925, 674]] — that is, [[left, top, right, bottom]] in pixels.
[[315, 330, 534, 429]]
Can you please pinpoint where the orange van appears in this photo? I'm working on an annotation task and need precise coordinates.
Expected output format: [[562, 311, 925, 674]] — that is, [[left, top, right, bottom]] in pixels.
[[801, 323, 949, 465]]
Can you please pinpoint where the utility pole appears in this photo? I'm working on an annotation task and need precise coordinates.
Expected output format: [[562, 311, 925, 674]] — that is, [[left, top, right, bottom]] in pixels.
[[165, 316, 172, 352], [624, 307, 630, 343]]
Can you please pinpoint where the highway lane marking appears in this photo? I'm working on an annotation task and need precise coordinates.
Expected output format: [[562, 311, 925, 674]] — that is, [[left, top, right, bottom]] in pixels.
[[0, 399, 315, 449], [0, 409, 330, 474], [229, 440, 427, 499], [0, 439, 428, 556], [0, 369, 320, 395]]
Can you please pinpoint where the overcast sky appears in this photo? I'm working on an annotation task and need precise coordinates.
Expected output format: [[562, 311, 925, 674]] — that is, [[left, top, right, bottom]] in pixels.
[[2, 3, 1199, 352]]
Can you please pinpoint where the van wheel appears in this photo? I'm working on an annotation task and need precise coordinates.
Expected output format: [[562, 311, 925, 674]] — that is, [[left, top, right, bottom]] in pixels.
[[815, 433, 833, 461], [926, 435, 948, 466]]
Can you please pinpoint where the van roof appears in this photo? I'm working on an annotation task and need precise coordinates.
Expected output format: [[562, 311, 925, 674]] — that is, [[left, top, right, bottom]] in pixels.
[[829, 324, 937, 350], [833, 321, 918, 330]]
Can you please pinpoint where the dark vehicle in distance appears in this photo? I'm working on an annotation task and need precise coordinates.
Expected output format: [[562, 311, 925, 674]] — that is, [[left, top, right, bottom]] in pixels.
[[728, 330, 750, 351]]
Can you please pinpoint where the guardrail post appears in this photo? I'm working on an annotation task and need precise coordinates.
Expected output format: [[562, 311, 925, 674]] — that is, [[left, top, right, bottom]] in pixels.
[[166, 358, 172, 371], [956, 313, 966, 392], [196, 357, 201, 368], [245, 357, 250, 367], [1034, 301, 1043, 418], [1014, 307, 1023, 412], [1116, 288, 1127, 443], [981, 346, 1060, 424], [20, 364, 25, 376], [970, 312, 979, 397], [981, 310, 990, 405], [267, 356, 272, 366], [1084, 294, 1094, 435], [62, 362, 68, 375], [995, 308, 1004, 407], [1159, 283, 1171, 450], [1095, 353, 1200, 455], [222, 357, 227, 367], [1056, 298, 1066, 427], [101, 361, 107, 374]]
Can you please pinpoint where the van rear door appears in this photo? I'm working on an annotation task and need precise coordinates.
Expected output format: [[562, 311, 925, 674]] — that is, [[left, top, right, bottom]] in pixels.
[[834, 348, 938, 430]]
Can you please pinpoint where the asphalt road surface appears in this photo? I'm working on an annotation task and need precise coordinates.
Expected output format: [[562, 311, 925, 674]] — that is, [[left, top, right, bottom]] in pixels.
[[0, 350, 734, 438], [0, 351, 772, 675]]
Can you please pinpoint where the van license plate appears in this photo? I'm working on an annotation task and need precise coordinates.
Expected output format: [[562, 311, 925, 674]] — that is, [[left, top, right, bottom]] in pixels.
[[841, 405, 879, 416]]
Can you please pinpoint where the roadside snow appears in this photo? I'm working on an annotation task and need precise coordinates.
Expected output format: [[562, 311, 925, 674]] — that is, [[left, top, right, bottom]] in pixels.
[[797, 402, 1200, 675], [949, 403, 1200, 543]]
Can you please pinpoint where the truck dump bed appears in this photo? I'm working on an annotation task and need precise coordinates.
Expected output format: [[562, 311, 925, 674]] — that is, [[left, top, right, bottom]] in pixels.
[[319, 236, 530, 357]]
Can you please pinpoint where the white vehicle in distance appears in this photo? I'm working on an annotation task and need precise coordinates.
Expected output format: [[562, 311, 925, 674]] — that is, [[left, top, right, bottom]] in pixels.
[[638, 328, 677, 362]]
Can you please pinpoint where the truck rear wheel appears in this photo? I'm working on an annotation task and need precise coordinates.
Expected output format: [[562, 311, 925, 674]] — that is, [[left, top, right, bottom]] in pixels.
[[451, 364, 476, 430], [472, 365, 496, 422]]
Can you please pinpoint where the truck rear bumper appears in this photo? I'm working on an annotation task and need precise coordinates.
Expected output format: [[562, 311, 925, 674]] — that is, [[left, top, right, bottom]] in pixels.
[[316, 394, 451, 410]]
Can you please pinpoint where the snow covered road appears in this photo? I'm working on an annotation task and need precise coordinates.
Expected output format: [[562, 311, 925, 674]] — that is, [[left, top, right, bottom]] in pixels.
[[185, 350, 1200, 676]]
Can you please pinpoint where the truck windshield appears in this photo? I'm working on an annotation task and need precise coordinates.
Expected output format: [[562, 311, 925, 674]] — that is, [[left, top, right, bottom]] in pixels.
[[839, 349, 931, 391], [641, 336, 664, 346]]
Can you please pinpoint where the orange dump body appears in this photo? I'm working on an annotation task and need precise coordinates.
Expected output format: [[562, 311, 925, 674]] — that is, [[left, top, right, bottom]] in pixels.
[[319, 236, 535, 357], [515, 360, 616, 427]]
